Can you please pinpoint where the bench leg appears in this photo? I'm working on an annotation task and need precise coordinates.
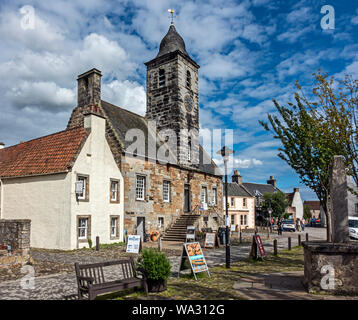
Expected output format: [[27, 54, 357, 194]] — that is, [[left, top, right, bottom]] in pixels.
[[88, 290, 97, 300]]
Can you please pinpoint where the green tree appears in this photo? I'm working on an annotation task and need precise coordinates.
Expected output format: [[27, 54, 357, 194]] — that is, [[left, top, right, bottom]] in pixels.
[[260, 71, 358, 242], [303, 204, 312, 221], [261, 191, 289, 219]]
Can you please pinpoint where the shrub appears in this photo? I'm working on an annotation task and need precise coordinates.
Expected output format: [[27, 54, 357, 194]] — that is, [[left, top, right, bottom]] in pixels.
[[137, 249, 171, 281], [88, 239, 93, 248]]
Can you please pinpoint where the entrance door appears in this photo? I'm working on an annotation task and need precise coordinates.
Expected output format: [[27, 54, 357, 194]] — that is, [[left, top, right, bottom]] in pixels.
[[184, 184, 191, 213], [137, 217, 145, 241]]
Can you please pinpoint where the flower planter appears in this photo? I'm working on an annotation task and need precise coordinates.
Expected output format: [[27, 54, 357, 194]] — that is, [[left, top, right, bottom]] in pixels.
[[151, 235, 158, 242], [147, 279, 167, 293]]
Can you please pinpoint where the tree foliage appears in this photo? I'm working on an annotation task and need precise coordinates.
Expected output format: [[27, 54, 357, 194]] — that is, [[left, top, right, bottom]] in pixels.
[[260, 71, 358, 242], [261, 191, 289, 219]]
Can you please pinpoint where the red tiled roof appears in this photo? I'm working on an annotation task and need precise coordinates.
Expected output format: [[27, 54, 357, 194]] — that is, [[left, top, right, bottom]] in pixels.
[[304, 201, 320, 211], [0, 127, 89, 178]]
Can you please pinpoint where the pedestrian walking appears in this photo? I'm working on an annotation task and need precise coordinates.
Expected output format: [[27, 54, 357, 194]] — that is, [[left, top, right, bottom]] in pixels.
[[302, 218, 305, 232]]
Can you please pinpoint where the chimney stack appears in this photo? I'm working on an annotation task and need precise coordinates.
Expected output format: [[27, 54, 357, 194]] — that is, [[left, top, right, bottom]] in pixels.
[[267, 175, 277, 188], [77, 68, 102, 108], [232, 170, 242, 184], [0, 142, 4, 149]]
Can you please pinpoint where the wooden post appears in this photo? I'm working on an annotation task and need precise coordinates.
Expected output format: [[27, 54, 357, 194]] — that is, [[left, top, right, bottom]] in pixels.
[[288, 237, 291, 250], [273, 239, 278, 256], [306, 233, 309, 242], [298, 234, 301, 246], [96, 236, 100, 251], [239, 230, 242, 244]]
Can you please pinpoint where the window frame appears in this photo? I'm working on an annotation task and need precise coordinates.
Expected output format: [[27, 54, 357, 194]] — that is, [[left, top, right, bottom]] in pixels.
[[136, 175, 146, 201], [110, 179, 120, 203], [186, 70, 192, 89], [77, 215, 91, 242], [110, 215, 120, 239], [159, 69, 165, 87], [231, 197, 235, 207], [243, 197, 247, 208], [201, 186, 208, 204], [212, 187, 217, 206], [163, 180, 171, 203], [76, 174, 89, 202], [158, 217, 164, 229]]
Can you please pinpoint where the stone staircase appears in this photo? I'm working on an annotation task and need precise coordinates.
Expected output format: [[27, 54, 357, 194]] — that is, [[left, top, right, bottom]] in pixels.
[[161, 214, 201, 242]]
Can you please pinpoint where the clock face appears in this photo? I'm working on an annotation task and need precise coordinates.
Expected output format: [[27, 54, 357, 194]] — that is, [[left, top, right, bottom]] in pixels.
[[184, 95, 194, 112]]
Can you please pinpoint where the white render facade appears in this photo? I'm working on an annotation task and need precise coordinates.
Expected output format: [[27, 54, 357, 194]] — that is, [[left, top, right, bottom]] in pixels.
[[290, 188, 303, 220], [225, 196, 256, 230], [0, 114, 124, 250]]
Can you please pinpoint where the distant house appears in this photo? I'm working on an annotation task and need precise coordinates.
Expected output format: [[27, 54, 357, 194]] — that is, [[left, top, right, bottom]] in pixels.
[[0, 113, 124, 250], [242, 175, 280, 221], [304, 200, 321, 219], [285, 188, 303, 220], [224, 171, 255, 229]]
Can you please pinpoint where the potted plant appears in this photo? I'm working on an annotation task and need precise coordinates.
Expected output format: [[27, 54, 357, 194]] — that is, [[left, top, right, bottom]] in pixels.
[[151, 231, 159, 242], [137, 248, 171, 292]]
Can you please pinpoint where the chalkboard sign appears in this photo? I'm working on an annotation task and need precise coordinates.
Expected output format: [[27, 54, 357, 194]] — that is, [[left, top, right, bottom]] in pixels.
[[178, 242, 210, 280], [126, 235, 141, 254]]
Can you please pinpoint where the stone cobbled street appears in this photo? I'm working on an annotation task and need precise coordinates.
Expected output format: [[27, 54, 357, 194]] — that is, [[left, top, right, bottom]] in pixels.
[[0, 227, 333, 300]]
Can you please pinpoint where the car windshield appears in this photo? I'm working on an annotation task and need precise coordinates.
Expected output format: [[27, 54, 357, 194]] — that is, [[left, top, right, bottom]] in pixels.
[[349, 220, 358, 228], [283, 220, 294, 224]]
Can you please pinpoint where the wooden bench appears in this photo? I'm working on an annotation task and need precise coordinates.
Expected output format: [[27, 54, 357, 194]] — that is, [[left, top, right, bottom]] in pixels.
[[74, 258, 148, 300]]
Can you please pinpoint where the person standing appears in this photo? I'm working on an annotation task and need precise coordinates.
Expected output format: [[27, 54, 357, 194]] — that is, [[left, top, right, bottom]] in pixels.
[[277, 219, 282, 235], [301, 218, 305, 232]]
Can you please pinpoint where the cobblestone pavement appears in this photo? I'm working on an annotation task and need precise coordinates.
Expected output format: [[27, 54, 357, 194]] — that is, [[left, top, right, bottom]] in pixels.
[[0, 227, 326, 300]]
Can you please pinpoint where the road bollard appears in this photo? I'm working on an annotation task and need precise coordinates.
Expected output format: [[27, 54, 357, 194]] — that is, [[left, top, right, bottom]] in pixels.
[[298, 234, 301, 246], [240, 231, 242, 244], [288, 237, 291, 250], [306, 233, 309, 242], [96, 236, 100, 251], [273, 239, 278, 256]]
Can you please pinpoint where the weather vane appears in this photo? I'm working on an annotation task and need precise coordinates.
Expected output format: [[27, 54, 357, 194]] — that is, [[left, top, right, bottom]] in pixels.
[[168, 9, 175, 25]]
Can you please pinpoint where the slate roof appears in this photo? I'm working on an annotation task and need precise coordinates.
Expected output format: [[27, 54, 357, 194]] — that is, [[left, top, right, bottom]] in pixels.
[[0, 127, 88, 178], [101, 100, 221, 176], [228, 183, 253, 197], [304, 201, 320, 211], [242, 182, 279, 196]]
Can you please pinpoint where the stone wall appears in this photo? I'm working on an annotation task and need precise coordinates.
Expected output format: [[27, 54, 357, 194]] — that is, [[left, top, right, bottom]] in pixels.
[[303, 241, 358, 294], [122, 155, 223, 235], [0, 219, 31, 269]]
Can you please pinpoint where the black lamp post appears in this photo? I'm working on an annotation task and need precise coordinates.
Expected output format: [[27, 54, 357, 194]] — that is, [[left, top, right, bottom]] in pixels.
[[217, 146, 234, 269]]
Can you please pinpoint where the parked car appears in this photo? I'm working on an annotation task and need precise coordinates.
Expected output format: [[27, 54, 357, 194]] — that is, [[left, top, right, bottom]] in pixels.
[[282, 219, 296, 232], [349, 216, 358, 240]]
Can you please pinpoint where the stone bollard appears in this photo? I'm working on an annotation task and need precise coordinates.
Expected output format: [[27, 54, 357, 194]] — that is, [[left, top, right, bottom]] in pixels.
[[158, 236, 162, 252], [298, 234, 301, 246], [288, 237, 291, 250], [273, 239, 278, 256], [306, 233, 309, 242], [96, 236, 100, 251]]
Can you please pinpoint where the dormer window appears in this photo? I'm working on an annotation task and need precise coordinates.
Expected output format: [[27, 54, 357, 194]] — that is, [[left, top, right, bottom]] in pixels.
[[186, 70, 191, 89], [159, 69, 165, 87]]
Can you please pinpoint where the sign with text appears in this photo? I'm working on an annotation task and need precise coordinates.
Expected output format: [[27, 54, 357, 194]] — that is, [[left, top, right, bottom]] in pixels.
[[178, 242, 210, 280], [126, 235, 141, 254], [254, 235, 266, 258], [204, 232, 216, 248]]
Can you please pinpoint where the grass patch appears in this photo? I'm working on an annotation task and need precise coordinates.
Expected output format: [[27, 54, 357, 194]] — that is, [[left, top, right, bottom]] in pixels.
[[108, 246, 304, 300]]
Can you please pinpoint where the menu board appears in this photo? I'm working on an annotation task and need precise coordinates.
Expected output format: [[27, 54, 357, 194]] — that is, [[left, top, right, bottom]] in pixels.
[[126, 235, 141, 253], [178, 242, 210, 280], [204, 232, 216, 248]]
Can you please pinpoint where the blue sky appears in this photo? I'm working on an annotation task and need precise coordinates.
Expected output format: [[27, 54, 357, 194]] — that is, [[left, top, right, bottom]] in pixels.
[[0, 0, 357, 200]]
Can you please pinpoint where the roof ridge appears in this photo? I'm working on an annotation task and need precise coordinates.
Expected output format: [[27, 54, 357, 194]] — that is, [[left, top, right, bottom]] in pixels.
[[0, 126, 85, 151], [101, 100, 145, 119]]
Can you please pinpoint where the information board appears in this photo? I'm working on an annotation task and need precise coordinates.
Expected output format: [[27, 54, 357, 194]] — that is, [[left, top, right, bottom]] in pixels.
[[126, 235, 141, 254]]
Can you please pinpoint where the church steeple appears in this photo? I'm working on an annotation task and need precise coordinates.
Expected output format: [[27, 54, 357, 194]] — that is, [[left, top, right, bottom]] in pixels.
[[157, 24, 189, 58], [145, 23, 200, 166]]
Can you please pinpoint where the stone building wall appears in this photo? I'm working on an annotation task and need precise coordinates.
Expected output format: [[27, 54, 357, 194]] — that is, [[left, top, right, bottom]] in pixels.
[[0, 219, 31, 269], [121, 155, 223, 235]]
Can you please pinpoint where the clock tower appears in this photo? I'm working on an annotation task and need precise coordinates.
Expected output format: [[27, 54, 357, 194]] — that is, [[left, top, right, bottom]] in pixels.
[[145, 23, 200, 166]]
